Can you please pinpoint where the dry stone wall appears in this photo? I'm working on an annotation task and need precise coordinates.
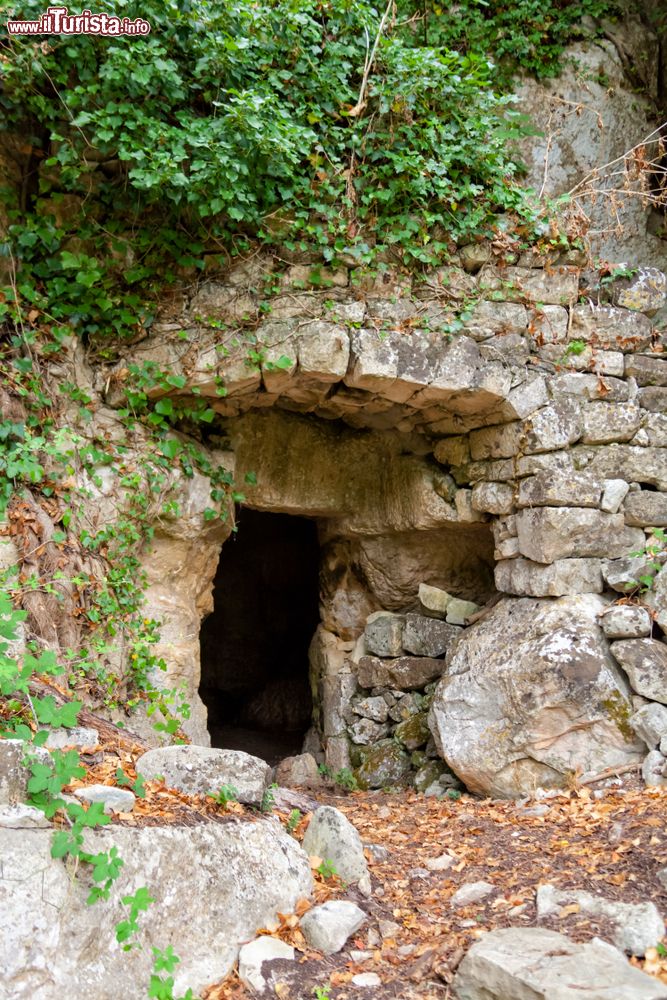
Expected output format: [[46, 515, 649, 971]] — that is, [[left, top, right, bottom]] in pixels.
[[97, 252, 667, 795]]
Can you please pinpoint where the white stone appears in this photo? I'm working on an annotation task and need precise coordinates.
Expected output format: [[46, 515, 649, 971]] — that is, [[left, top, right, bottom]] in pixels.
[[643, 749, 667, 787], [446, 597, 480, 625], [302, 806, 370, 893], [601, 478, 630, 513], [73, 785, 135, 814], [429, 595, 643, 798], [352, 972, 382, 987], [44, 727, 99, 753], [425, 853, 456, 872], [451, 881, 495, 907], [610, 639, 667, 703], [299, 900, 366, 954], [453, 927, 667, 1000], [238, 936, 295, 994], [135, 745, 271, 805], [0, 803, 50, 828]]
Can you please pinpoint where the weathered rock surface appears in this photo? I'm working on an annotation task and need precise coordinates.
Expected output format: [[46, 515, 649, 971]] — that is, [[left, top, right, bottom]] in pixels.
[[536, 884, 664, 956], [355, 655, 444, 690], [452, 927, 667, 1000], [274, 753, 322, 788], [428, 595, 644, 797], [402, 614, 460, 658], [355, 740, 412, 790], [599, 605, 652, 639], [610, 639, 667, 704], [301, 806, 370, 894], [300, 900, 366, 954], [631, 703, 667, 748], [135, 745, 271, 804], [0, 818, 312, 999], [495, 557, 603, 597], [363, 611, 405, 657]]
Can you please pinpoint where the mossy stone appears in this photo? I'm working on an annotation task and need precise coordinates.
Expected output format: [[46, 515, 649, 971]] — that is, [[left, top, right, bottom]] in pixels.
[[413, 760, 447, 792], [354, 739, 411, 790], [394, 711, 430, 750]]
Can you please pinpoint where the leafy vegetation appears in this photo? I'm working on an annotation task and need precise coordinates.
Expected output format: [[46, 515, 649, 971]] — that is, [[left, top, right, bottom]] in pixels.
[[1, 0, 617, 352]]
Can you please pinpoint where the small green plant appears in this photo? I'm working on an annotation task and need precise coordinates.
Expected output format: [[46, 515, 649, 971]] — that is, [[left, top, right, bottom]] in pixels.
[[316, 858, 339, 880], [260, 782, 278, 813], [116, 886, 156, 949], [207, 784, 238, 806], [563, 339, 587, 357], [628, 529, 667, 594], [317, 763, 332, 779], [333, 767, 359, 792], [149, 946, 197, 1000], [286, 808, 302, 833], [313, 987, 332, 1000], [116, 768, 147, 799], [446, 788, 462, 801]]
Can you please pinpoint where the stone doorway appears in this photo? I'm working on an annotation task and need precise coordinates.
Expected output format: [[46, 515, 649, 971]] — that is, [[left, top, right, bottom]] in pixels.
[[199, 507, 320, 764]]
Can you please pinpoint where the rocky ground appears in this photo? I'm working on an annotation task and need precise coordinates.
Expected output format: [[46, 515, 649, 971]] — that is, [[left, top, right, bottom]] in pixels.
[[72, 724, 667, 1000]]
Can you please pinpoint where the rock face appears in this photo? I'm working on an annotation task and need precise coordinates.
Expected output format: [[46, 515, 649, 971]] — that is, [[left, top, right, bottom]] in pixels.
[[135, 745, 271, 804], [428, 595, 644, 797], [453, 927, 667, 1000], [0, 817, 312, 999]]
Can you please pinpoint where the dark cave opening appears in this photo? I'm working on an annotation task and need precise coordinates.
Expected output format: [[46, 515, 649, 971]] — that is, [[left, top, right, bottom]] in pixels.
[[199, 507, 320, 765]]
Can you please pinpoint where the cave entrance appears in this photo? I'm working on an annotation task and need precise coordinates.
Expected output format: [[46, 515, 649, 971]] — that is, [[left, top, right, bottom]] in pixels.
[[199, 507, 320, 765]]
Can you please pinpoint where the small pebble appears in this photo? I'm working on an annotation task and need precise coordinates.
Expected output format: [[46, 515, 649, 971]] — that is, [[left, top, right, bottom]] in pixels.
[[425, 853, 455, 872], [350, 950, 373, 962], [451, 880, 495, 907], [378, 919, 401, 940], [352, 972, 381, 987]]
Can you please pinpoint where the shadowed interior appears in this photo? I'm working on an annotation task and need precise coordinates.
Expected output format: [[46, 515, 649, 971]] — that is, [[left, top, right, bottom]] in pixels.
[[199, 507, 320, 765]]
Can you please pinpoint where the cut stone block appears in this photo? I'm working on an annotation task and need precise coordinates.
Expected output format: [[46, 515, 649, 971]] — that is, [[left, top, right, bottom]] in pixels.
[[582, 402, 642, 444], [515, 508, 641, 563], [517, 470, 601, 509], [364, 612, 405, 658], [471, 481, 515, 515], [495, 557, 604, 596], [296, 321, 350, 382], [356, 656, 444, 690], [613, 267, 667, 315], [623, 492, 667, 527], [630, 703, 667, 748], [601, 479, 630, 513], [478, 264, 579, 305], [401, 614, 461, 658], [626, 354, 667, 387], [570, 303, 653, 352]]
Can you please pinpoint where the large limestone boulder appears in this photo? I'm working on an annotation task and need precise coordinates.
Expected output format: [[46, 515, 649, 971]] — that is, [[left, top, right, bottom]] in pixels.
[[453, 927, 667, 1000], [428, 595, 644, 797], [0, 816, 312, 999]]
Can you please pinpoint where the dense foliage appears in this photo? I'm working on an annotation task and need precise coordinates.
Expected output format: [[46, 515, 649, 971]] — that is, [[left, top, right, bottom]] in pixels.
[[0, 0, 617, 343]]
